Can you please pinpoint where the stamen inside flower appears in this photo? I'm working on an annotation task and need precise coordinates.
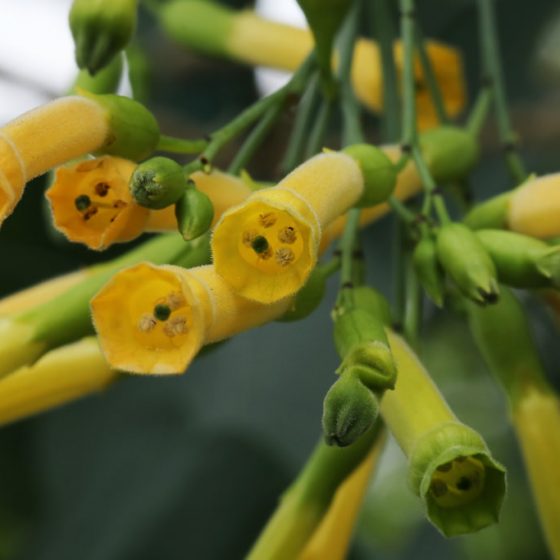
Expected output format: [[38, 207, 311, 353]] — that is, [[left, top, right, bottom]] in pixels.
[[429, 455, 486, 508]]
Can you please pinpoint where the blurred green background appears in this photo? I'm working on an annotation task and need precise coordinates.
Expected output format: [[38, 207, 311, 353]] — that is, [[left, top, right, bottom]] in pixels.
[[0, 0, 559, 558]]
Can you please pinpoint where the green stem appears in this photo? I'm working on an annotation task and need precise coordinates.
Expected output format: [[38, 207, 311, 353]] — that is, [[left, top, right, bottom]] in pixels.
[[305, 98, 334, 158], [415, 26, 448, 124], [467, 85, 493, 137], [399, 0, 417, 147], [227, 101, 284, 175], [157, 134, 208, 155], [281, 73, 320, 174], [247, 423, 383, 560], [318, 256, 341, 278], [371, 0, 400, 141], [415, 146, 450, 223], [477, 0, 527, 183], [388, 196, 416, 224], [403, 255, 422, 347]]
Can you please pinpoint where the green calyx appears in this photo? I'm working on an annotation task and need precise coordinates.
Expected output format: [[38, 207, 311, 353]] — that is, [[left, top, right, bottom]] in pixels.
[[175, 186, 214, 241], [409, 422, 506, 537], [463, 192, 511, 230], [420, 126, 479, 184], [79, 90, 160, 161], [476, 229, 560, 289], [71, 53, 124, 95], [70, 0, 138, 75], [343, 144, 397, 207], [322, 373, 379, 447], [436, 223, 499, 305], [159, 0, 234, 58], [413, 235, 445, 307], [130, 157, 186, 209], [277, 267, 327, 322], [350, 286, 393, 326]]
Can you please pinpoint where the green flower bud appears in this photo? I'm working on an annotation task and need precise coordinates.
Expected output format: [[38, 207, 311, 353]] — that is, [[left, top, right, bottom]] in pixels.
[[79, 90, 160, 161], [277, 267, 326, 322], [70, 0, 138, 74], [175, 187, 214, 241], [71, 54, 123, 95], [409, 422, 506, 537], [351, 286, 392, 326], [463, 192, 511, 230], [476, 229, 560, 289], [322, 373, 379, 447], [436, 223, 499, 305], [159, 0, 234, 58], [413, 235, 445, 307], [342, 144, 397, 207], [297, 0, 352, 93], [419, 126, 479, 183], [130, 157, 186, 209]]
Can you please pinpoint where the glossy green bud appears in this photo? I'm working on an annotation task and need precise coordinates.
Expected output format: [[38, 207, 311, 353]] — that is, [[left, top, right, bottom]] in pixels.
[[436, 223, 499, 305], [71, 54, 123, 94], [70, 0, 138, 75], [130, 157, 186, 209], [277, 267, 326, 322], [463, 192, 510, 230], [420, 126, 479, 183], [476, 229, 560, 289], [79, 90, 160, 161], [413, 235, 445, 307], [343, 144, 397, 207], [175, 187, 214, 241], [322, 373, 379, 447], [297, 0, 352, 94], [159, 0, 234, 57], [351, 286, 392, 325]]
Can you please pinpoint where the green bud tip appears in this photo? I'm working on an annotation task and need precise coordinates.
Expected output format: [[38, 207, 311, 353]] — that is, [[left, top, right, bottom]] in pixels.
[[153, 304, 171, 322], [342, 144, 397, 207], [251, 236, 270, 254], [130, 157, 186, 209], [322, 374, 379, 448]]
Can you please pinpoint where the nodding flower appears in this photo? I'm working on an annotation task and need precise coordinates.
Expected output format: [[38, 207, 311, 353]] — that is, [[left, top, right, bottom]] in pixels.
[[91, 263, 291, 375], [211, 151, 364, 304]]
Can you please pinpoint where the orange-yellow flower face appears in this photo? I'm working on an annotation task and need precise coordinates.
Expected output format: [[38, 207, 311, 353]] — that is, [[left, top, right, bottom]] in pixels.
[[91, 263, 209, 374], [212, 194, 318, 304], [46, 156, 149, 250]]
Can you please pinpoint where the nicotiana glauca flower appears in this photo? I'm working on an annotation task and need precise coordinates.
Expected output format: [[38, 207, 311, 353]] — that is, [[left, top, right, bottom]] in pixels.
[[91, 263, 292, 375], [70, 0, 138, 75], [381, 331, 506, 537], [247, 424, 384, 560], [0, 234, 211, 378], [158, 0, 466, 129], [0, 337, 117, 427], [0, 93, 159, 226], [212, 151, 365, 304], [468, 288, 560, 558]]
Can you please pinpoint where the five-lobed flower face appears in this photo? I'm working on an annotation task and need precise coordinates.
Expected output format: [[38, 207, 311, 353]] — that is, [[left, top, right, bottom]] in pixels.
[[91, 262, 209, 375], [47, 156, 149, 250]]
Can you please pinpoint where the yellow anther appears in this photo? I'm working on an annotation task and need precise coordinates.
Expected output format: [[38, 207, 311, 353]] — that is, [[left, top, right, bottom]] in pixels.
[[164, 316, 187, 337], [167, 292, 186, 310], [275, 247, 295, 266], [278, 226, 297, 244], [138, 314, 156, 332], [259, 212, 277, 227], [242, 229, 258, 246]]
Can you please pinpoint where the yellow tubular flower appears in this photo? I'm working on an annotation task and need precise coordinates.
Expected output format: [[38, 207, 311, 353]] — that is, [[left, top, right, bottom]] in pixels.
[[0, 270, 87, 315], [508, 172, 560, 239], [91, 263, 291, 374], [225, 13, 465, 129], [0, 96, 109, 225], [511, 387, 560, 559], [0, 337, 117, 427], [299, 431, 386, 560], [47, 156, 149, 250], [212, 152, 364, 304]]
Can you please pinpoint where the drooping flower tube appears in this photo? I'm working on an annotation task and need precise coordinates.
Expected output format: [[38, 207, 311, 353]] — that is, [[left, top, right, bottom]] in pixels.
[[158, 0, 466, 129], [0, 92, 159, 226], [212, 151, 365, 304], [91, 263, 292, 375], [381, 331, 506, 536]]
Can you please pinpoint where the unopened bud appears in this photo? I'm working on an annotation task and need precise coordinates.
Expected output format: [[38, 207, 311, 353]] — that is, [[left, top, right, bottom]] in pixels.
[[130, 157, 186, 209], [175, 187, 214, 241], [351, 286, 392, 325], [413, 235, 445, 307]]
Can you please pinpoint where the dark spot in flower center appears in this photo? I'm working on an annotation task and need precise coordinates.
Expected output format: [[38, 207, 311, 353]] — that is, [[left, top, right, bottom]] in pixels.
[[456, 476, 472, 491], [154, 304, 172, 321], [251, 235, 269, 254], [75, 194, 92, 211]]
